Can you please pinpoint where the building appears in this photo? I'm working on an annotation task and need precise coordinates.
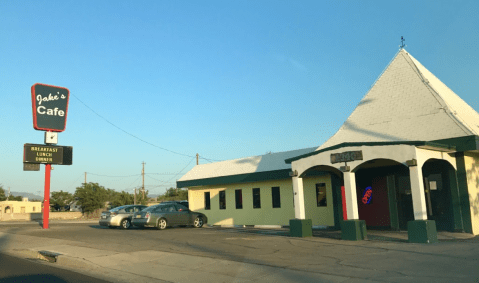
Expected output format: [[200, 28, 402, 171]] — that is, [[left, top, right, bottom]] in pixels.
[[0, 199, 42, 221], [177, 49, 479, 241]]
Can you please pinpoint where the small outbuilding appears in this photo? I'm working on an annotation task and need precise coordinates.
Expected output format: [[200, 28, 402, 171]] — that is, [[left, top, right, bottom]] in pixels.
[[0, 199, 42, 221]]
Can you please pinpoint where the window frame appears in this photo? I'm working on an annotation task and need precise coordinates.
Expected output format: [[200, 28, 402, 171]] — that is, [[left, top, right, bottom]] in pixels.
[[252, 188, 261, 209], [271, 187, 281, 208], [204, 192, 211, 210], [316, 183, 327, 207], [219, 190, 226, 210], [235, 189, 243, 209]]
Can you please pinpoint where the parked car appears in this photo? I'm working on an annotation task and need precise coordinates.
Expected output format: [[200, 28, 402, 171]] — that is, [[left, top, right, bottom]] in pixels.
[[99, 205, 147, 229], [161, 200, 189, 208], [131, 203, 206, 230]]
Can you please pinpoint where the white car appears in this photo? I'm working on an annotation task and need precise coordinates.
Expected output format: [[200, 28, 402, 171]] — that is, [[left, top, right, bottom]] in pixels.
[[99, 205, 147, 229]]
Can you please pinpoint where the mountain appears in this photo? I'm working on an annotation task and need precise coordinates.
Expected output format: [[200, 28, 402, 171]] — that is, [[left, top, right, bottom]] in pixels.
[[10, 191, 43, 201]]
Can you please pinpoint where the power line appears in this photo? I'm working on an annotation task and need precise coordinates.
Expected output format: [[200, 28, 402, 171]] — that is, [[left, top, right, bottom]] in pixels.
[[67, 174, 84, 189], [71, 93, 222, 162], [86, 173, 141, 178]]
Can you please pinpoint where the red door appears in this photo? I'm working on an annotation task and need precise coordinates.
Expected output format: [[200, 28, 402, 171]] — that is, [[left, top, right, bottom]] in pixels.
[[357, 176, 390, 227]]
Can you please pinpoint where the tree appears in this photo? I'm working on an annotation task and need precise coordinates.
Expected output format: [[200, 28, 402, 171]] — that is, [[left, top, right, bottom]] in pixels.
[[0, 185, 6, 201], [110, 191, 134, 208], [74, 183, 108, 214], [157, 188, 187, 202], [50, 190, 73, 211], [136, 190, 149, 205], [7, 195, 22, 201]]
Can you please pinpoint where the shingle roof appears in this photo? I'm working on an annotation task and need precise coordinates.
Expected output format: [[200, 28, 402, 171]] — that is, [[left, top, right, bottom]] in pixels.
[[177, 147, 316, 183], [317, 49, 479, 150]]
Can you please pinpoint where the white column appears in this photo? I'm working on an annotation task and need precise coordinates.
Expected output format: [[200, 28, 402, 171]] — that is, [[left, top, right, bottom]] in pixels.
[[409, 165, 428, 220], [292, 176, 306, 219], [343, 171, 359, 220]]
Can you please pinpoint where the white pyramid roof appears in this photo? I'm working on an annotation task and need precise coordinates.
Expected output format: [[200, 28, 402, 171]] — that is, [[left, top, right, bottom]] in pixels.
[[317, 49, 479, 150]]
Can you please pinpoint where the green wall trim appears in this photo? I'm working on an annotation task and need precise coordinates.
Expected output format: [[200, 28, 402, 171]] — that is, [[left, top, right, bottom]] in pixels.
[[331, 174, 343, 230], [432, 135, 479, 152], [407, 220, 438, 244], [455, 152, 473, 233], [340, 220, 367, 241], [448, 169, 465, 232], [177, 169, 292, 188], [285, 141, 456, 164], [178, 169, 329, 188], [387, 175, 400, 231], [289, 219, 313, 237]]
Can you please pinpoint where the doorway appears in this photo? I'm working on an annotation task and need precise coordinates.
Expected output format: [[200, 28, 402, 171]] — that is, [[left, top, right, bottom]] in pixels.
[[422, 160, 456, 231]]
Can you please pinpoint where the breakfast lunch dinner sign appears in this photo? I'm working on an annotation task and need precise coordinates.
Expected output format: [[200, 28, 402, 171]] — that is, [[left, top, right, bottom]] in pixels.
[[31, 83, 70, 132]]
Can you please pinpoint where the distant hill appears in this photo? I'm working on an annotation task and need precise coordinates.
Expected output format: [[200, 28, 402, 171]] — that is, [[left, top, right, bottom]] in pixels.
[[10, 191, 43, 201]]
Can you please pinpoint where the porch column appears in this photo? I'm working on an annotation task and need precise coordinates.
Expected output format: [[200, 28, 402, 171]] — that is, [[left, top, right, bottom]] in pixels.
[[292, 176, 306, 219], [409, 165, 427, 220], [290, 176, 312, 237], [340, 171, 366, 240], [343, 171, 359, 219], [408, 163, 438, 243]]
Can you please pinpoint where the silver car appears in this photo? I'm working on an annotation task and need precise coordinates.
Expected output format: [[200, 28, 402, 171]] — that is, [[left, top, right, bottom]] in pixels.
[[131, 203, 207, 229], [99, 205, 147, 229]]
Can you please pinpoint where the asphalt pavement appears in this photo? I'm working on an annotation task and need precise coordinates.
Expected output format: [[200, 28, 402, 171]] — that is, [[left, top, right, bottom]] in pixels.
[[0, 220, 478, 283], [0, 252, 111, 283]]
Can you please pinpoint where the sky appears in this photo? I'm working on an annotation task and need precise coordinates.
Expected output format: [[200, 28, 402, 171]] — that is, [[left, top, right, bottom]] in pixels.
[[1, 0, 478, 197]]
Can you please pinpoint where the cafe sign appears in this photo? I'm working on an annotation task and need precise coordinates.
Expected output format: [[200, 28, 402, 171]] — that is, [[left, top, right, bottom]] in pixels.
[[31, 83, 70, 132], [330, 150, 363, 164]]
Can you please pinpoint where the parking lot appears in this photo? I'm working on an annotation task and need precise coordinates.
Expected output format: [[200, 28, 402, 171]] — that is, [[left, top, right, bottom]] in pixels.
[[0, 221, 478, 282]]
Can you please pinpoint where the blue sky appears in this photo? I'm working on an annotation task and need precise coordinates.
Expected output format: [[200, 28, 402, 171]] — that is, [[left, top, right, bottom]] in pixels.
[[1, 1, 478, 196]]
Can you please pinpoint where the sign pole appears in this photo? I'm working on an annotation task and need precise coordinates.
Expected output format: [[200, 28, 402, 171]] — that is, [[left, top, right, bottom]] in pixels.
[[341, 186, 347, 220], [43, 163, 51, 229]]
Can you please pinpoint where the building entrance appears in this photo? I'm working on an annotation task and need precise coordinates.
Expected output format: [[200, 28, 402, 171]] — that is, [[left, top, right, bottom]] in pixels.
[[355, 164, 414, 230], [422, 160, 456, 231]]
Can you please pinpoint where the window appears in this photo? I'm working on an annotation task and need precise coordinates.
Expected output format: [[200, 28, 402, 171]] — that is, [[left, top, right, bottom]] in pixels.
[[204, 192, 211, 210], [33, 207, 36, 212], [252, 188, 261, 208], [21, 207, 26, 213], [219, 191, 226, 210], [272, 187, 281, 208], [316, 183, 327, 207], [235, 189, 243, 209]]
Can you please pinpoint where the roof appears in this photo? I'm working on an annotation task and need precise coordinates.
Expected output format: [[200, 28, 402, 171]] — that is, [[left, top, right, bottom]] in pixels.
[[316, 49, 479, 151], [177, 147, 316, 186]]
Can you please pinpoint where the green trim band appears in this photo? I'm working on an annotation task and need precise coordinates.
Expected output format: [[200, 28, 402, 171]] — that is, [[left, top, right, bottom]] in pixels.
[[177, 169, 328, 188], [285, 140, 457, 164], [177, 169, 291, 188]]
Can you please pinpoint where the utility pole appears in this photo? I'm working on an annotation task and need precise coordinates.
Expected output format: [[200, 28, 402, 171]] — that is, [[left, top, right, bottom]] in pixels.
[[141, 162, 145, 199], [84, 172, 87, 185], [8, 187, 10, 198], [196, 153, 199, 165], [134, 188, 137, 205]]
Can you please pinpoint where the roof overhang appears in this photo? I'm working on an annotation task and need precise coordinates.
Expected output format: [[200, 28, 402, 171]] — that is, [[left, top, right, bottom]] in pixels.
[[285, 141, 457, 164], [177, 169, 291, 188]]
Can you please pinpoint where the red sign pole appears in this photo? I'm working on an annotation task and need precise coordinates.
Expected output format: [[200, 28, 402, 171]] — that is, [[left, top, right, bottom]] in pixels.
[[43, 164, 51, 229], [341, 186, 348, 220]]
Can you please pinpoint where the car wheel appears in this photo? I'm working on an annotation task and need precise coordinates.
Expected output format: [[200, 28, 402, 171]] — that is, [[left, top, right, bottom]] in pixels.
[[157, 218, 167, 230], [193, 217, 204, 228], [120, 219, 131, 229]]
